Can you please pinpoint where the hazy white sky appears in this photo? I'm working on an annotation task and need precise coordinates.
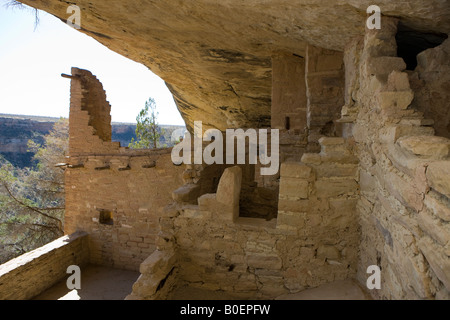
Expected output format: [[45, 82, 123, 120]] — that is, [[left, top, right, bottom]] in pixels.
[[0, 2, 185, 125]]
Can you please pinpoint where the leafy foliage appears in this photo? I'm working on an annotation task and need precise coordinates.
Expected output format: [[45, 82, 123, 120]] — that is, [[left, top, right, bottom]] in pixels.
[[0, 118, 68, 264], [129, 98, 165, 149]]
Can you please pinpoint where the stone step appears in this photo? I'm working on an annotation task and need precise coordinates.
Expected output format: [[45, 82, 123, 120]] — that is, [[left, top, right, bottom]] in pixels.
[[366, 56, 406, 77]]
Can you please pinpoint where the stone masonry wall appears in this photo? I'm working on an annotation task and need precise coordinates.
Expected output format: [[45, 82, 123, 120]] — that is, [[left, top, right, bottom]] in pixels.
[[349, 18, 450, 299], [271, 53, 308, 166], [129, 136, 360, 299], [306, 45, 345, 150], [65, 151, 184, 271], [0, 232, 89, 300], [69, 68, 120, 155], [65, 68, 184, 271]]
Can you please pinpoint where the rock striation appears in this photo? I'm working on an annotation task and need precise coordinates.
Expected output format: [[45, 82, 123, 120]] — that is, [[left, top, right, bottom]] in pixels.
[[18, 0, 450, 131]]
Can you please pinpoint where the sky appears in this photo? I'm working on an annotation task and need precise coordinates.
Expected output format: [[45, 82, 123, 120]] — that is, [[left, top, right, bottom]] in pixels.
[[0, 2, 185, 126]]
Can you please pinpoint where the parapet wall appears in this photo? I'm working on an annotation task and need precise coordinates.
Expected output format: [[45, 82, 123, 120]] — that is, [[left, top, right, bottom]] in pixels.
[[65, 150, 184, 271], [68, 68, 120, 155], [0, 232, 89, 300], [65, 68, 184, 271], [128, 137, 360, 299]]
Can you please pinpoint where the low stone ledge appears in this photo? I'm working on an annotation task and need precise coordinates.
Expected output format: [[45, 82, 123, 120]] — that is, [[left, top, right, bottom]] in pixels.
[[397, 135, 450, 160], [127, 250, 177, 300], [0, 231, 89, 300]]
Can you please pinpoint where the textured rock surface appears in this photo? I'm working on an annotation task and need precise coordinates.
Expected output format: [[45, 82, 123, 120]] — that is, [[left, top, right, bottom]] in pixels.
[[410, 38, 450, 139], [19, 0, 450, 130]]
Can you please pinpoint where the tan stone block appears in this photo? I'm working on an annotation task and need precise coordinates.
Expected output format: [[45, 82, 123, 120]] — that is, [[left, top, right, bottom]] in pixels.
[[277, 211, 305, 229], [314, 178, 358, 198], [397, 136, 450, 159], [216, 166, 242, 206], [417, 210, 450, 246], [366, 56, 406, 75], [387, 71, 410, 91], [380, 125, 435, 144], [426, 161, 450, 198], [301, 153, 322, 165], [246, 253, 282, 270], [161, 203, 180, 218], [140, 250, 176, 275], [318, 137, 345, 146], [424, 192, 450, 222], [418, 237, 450, 291], [172, 184, 200, 203], [279, 177, 309, 199], [378, 91, 414, 110], [278, 199, 311, 213], [329, 198, 358, 213], [312, 163, 358, 178], [359, 169, 376, 194], [280, 162, 313, 179], [198, 193, 216, 209], [385, 172, 423, 212], [317, 245, 340, 260], [181, 205, 210, 219]]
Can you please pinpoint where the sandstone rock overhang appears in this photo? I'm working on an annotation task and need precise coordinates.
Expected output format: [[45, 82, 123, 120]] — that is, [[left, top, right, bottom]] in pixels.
[[18, 0, 450, 131]]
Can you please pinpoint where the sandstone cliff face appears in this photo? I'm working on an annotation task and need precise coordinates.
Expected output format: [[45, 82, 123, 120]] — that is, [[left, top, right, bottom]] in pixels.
[[0, 115, 178, 167], [0, 116, 54, 167], [18, 0, 450, 131]]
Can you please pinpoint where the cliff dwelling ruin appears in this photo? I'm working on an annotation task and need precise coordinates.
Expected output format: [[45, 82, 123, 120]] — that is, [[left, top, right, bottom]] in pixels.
[[0, 0, 449, 301]]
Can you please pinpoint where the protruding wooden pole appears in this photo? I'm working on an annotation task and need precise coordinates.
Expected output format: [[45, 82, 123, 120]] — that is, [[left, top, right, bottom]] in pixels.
[[61, 73, 80, 80]]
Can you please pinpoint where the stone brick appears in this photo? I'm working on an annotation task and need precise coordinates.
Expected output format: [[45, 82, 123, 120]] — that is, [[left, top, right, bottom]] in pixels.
[[387, 71, 410, 91], [216, 166, 242, 206], [318, 137, 345, 146], [366, 57, 406, 76], [277, 211, 305, 230], [317, 245, 340, 260], [417, 210, 450, 246], [172, 184, 201, 203], [397, 136, 450, 159], [278, 199, 311, 213], [301, 153, 322, 164], [329, 198, 358, 214], [419, 237, 450, 291], [315, 178, 358, 198], [280, 162, 313, 179], [279, 177, 309, 199], [378, 91, 414, 111], [246, 253, 282, 270], [426, 161, 450, 198], [312, 163, 358, 178], [424, 192, 450, 222], [384, 172, 424, 212], [380, 125, 435, 144]]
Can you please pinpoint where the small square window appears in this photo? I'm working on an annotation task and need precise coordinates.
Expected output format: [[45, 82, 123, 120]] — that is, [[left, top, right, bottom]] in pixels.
[[99, 210, 114, 225]]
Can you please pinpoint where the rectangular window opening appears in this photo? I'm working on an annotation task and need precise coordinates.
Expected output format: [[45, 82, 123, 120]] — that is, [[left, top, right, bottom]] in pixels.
[[99, 210, 114, 226]]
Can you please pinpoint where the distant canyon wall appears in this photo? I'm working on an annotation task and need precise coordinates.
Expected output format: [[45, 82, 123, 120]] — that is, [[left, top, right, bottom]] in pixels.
[[0, 115, 184, 168]]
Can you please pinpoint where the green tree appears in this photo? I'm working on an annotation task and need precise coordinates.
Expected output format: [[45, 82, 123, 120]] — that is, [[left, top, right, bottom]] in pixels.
[[129, 98, 164, 149], [0, 118, 68, 263]]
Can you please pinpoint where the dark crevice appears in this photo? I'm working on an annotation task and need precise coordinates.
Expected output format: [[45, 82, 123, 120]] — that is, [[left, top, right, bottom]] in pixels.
[[396, 23, 447, 70], [156, 267, 175, 292]]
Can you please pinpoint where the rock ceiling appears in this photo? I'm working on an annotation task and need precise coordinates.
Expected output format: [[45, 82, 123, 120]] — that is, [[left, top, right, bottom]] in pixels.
[[19, 0, 450, 130]]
